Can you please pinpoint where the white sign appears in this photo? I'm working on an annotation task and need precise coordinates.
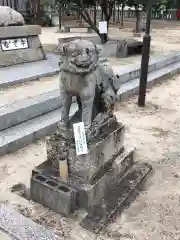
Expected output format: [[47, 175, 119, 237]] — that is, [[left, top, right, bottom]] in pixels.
[[1, 38, 28, 51], [99, 21, 108, 34], [73, 122, 88, 156]]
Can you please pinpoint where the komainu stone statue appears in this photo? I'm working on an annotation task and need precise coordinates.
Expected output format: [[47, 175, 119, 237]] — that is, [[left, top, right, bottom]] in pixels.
[[0, 6, 25, 27], [30, 38, 152, 232], [58, 39, 117, 140]]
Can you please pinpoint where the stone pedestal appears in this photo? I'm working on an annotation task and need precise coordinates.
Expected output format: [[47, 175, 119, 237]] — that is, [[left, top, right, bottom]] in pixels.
[[0, 25, 45, 67], [30, 116, 152, 231]]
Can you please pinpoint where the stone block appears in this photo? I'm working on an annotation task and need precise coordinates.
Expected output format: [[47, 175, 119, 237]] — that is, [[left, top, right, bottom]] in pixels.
[[0, 25, 41, 38], [28, 36, 42, 49], [80, 162, 152, 233], [0, 25, 45, 67], [47, 121, 125, 181], [0, 203, 59, 240], [0, 53, 59, 89], [76, 148, 135, 208], [0, 90, 60, 131], [0, 48, 45, 67], [0, 103, 78, 156], [64, 26, 70, 32], [116, 39, 143, 58], [33, 148, 134, 209], [30, 173, 77, 216]]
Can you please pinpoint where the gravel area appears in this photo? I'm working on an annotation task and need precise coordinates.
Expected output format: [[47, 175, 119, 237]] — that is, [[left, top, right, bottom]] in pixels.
[[1, 25, 180, 239], [0, 73, 180, 239]]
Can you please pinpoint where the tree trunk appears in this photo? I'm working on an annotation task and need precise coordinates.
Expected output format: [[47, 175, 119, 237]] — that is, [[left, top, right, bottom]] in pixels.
[[135, 6, 140, 33], [121, 4, 124, 28], [94, 4, 97, 26], [58, 3, 62, 30], [101, 9, 104, 20], [113, 0, 116, 24], [117, 3, 120, 22]]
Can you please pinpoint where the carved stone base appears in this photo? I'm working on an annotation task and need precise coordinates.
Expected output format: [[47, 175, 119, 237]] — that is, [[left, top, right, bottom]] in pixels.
[[31, 147, 134, 211], [30, 115, 152, 231], [47, 117, 125, 181]]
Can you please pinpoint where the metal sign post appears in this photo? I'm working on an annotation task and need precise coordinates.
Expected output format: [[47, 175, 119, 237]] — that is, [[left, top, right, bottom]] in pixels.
[[138, 0, 152, 107]]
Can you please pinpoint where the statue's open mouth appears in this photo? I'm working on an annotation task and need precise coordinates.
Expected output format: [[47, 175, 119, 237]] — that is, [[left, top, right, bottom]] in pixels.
[[72, 60, 92, 68]]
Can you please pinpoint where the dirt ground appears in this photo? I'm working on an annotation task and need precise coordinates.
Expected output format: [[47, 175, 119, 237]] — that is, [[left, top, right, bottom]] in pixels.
[[1, 72, 180, 239]]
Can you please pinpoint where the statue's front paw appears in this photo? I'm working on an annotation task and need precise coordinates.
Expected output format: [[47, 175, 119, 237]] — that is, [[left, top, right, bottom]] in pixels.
[[57, 121, 67, 131], [57, 121, 71, 139]]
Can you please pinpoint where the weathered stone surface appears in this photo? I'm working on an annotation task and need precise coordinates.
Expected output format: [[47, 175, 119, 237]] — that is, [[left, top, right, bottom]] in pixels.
[[0, 6, 25, 27], [30, 173, 77, 216], [0, 103, 78, 156], [0, 25, 41, 38], [0, 203, 59, 240], [47, 119, 124, 181], [0, 53, 59, 89], [80, 162, 152, 233], [0, 90, 60, 131], [64, 26, 93, 33], [31, 148, 135, 210], [0, 27, 45, 67], [27, 36, 42, 49], [57, 39, 117, 141], [116, 39, 143, 58], [0, 48, 45, 67]]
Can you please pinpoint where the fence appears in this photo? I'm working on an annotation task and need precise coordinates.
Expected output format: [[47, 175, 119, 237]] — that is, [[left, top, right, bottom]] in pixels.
[[43, 5, 178, 24]]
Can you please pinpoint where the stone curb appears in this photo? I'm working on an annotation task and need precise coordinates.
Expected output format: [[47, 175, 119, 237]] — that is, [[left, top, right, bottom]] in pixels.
[[0, 203, 60, 240], [0, 52, 178, 90], [0, 53, 59, 89], [0, 90, 60, 131], [113, 52, 180, 89], [0, 104, 78, 156], [117, 58, 180, 101]]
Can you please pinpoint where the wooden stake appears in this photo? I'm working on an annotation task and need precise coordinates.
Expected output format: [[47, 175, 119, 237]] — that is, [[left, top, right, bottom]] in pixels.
[[59, 159, 68, 182]]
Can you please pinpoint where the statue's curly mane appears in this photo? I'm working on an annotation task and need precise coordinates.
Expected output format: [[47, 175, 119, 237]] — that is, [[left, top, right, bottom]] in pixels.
[[58, 39, 101, 74]]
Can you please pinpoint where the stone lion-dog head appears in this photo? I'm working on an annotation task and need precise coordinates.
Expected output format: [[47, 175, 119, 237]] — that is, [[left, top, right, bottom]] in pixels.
[[58, 39, 102, 74]]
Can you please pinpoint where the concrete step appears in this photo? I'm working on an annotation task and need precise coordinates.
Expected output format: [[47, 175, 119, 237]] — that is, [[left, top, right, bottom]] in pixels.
[[1, 57, 180, 132], [117, 58, 180, 101], [0, 55, 180, 156], [113, 51, 180, 89], [0, 51, 179, 90], [0, 90, 60, 131], [0, 53, 59, 89], [0, 103, 78, 156]]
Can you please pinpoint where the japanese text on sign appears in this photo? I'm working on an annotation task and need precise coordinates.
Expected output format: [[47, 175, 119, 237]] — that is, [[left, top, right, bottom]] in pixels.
[[73, 122, 88, 156], [1, 38, 28, 51]]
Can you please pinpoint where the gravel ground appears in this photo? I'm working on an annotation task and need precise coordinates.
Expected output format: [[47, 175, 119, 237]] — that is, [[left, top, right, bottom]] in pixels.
[[0, 73, 180, 239], [1, 26, 180, 239]]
